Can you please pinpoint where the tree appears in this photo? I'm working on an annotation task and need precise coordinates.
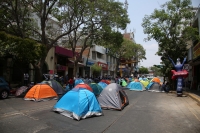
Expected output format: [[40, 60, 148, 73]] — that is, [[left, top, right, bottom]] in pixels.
[[142, 0, 199, 81], [0, 0, 34, 38], [59, 0, 130, 76], [0, 31, 45, 62], [91, 63, 102, 77], [151, 65, 163, 77], [106, 38, 146, 76], [139, 66, 149, 74]]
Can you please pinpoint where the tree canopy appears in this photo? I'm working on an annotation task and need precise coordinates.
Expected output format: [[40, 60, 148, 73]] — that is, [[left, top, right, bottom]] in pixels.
[[0, 0, 130, 81], [142, 0, 199, 78]]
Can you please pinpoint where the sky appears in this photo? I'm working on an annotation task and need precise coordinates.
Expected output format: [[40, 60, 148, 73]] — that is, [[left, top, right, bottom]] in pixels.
[[118, 0, 200, 68]]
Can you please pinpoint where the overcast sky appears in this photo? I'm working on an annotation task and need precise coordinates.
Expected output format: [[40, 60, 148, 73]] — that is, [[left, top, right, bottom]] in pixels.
[[118, 0, 200, 67]]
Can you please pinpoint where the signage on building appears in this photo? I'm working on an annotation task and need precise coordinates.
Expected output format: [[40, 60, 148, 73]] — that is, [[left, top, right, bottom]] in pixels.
[[57, 65, 66, 71], [97, 62, 108, 70], [86, 61, 94, 66], [193, 42, 200, 59]]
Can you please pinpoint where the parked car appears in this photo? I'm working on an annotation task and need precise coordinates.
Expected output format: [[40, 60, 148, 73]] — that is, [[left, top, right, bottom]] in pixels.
[[0, 77, 10, 99]]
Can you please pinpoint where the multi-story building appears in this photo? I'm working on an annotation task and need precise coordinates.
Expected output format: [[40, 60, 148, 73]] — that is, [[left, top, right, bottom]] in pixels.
[[119, 32, 139, 77], [188, 4, 200, 90], [76, 44, 117, 78]]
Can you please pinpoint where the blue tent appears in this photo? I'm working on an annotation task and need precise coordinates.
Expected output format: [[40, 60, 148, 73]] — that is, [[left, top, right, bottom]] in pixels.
[[74, 78, 84, 86], [98, 82, 108, 89], [127, 81, 145, 91], [53, 88, 102, 121], [146, 82, 154, 90], [147, 82, 162, 92]]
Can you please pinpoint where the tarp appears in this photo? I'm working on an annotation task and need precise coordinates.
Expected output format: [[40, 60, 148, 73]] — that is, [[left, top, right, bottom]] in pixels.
[[74, 83, 93, 92], [97, 83, 129, 110], [127, 81, 145, 91], [98, 82, 108, 89], [53, 88, 102, 121], [89, 83, 103, 96], [41, 79, 64, 94], [15, 86, 28, 97], [24, 84, 58, 101]]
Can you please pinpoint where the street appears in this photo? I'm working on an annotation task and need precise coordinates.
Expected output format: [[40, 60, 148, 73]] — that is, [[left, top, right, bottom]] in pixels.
[[0, 90, 200, 133]]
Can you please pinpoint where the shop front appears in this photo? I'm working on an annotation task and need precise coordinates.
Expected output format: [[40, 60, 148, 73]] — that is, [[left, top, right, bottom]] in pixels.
[[191, 42, 200, 90], [85, 59, 95, 77], [97, 62, 108, 77]]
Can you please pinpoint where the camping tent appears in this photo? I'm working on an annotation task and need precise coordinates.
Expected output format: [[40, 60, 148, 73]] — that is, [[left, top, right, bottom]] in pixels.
[[74, 83, 93, 92], [147, 82, 162, 92], [83, 79, 94, 84], [98, 82, 108, 89], [24, 84, 58, 101], [74, 78, 84, 86], [41, 79, 64, 95], [101, 80, 110, 85], [127, 81, 145, 91], [89, 83, 103, 96], [120, 79, 127, 87], [97, 83, 129, 110], [151, 77, 161, 84], [53, 88, 102, 121], [140, 79, 150, 88]]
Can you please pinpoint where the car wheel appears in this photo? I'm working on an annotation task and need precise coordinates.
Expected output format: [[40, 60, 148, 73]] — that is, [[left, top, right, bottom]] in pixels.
[[0, 90, 9, 99]]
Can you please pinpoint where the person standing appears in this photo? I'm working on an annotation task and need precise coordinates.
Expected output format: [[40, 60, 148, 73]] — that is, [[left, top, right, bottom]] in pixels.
[[24, 73, 29, 86], [68, 77, 74, 90]]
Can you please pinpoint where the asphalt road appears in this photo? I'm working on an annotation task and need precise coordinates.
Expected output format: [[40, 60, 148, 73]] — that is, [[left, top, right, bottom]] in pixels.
[[0, 90, 200, 133]]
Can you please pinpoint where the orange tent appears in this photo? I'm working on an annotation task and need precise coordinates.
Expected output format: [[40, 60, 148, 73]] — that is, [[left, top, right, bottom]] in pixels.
[[151, 77, 161, 84], [74, 83, 93, 92], [134, 79, 139, 82], [24, 84, 58, 101]]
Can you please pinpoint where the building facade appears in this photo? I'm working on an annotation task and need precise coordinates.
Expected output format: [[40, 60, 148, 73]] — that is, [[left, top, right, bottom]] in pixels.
[[188, 4, 200, 90]]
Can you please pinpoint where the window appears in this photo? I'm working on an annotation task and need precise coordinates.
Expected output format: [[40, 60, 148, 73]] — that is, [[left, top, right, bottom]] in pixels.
[[97, 52, 102, 59], [92, 51, 96, 60]]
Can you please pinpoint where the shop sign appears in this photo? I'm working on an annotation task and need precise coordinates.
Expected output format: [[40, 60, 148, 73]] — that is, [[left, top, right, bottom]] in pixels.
[[97, 62, 108, 70], [193, 42, 200, 59], [57, 65, 66, 71], [86, 61, 94, 66]]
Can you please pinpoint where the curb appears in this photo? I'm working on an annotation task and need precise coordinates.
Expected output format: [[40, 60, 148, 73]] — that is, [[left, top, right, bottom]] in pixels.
[[184, 92, 200, 106], [169, 91, 200, 106]]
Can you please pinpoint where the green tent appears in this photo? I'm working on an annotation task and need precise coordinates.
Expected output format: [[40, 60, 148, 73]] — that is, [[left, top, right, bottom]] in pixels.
[[121, 79, 127, 87]]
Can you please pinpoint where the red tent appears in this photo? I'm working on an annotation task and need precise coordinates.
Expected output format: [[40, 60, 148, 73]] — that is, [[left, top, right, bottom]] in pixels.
[[74, 83, 93, 92]]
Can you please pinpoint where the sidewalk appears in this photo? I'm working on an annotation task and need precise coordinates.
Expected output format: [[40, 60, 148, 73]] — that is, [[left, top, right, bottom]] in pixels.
[[170, 90, 200, 106], [184, 90, 200, 106]]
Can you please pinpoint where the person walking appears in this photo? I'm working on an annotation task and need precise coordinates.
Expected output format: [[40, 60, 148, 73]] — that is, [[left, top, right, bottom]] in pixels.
[[68, 77, 74, 90]]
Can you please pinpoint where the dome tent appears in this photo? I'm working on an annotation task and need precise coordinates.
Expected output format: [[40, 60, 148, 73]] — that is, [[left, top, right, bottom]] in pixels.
[[127, 81, 145, 91], [97, 83, 129, 110], [53, 88, 102, 121], [41, 79, 64, 95], [24, 84, 58, 101]]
